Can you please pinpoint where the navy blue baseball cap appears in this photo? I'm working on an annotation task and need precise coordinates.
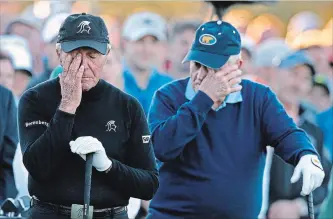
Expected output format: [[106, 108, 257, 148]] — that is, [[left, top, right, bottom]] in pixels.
[[57, 13, 110, 55], [183, 20, 241, 69]]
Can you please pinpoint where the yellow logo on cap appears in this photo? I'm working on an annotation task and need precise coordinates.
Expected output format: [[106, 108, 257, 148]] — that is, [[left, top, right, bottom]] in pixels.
[[199, 34, 217, 45]]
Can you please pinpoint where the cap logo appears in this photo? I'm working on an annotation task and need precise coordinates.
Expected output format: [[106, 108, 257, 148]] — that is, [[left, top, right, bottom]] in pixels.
[[199, 34, 216, 45], [77, 21, 91, 34]]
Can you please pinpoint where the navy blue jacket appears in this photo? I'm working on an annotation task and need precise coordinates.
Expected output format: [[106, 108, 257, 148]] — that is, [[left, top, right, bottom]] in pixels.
[[147, 78, 318, 219]]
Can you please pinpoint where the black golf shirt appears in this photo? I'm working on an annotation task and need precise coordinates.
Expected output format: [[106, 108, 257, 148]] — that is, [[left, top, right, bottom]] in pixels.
[[18, 78, 158, 208]]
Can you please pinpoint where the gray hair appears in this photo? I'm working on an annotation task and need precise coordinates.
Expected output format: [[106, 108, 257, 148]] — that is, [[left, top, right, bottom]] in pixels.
[[226, 53, 242, 65]]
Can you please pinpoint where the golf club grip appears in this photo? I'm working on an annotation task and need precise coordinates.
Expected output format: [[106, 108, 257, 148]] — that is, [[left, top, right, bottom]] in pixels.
[[83, 153, 93, 219], [307, 193, 315, 219]]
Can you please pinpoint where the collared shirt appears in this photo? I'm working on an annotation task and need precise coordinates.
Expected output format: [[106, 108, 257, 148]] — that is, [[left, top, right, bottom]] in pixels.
[[185, 79, 242, 110], [123, 69, 173, 115]]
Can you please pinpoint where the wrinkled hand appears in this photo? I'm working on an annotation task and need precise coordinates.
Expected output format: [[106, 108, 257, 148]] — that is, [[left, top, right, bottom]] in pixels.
[[70, 136, 112, 172], [59, 53, 84, 114], [291, 155, 325, 196], [268, 200, 301, 219], [199, 64, 242, 103]]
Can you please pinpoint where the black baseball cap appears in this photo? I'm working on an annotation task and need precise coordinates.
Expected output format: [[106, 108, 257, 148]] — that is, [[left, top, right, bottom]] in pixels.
[[57, 13, 110, 55]]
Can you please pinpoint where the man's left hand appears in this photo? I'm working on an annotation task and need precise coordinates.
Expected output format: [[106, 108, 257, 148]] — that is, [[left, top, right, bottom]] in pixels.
[[291, 154, 325, 196], [70, 136, 112, 172]]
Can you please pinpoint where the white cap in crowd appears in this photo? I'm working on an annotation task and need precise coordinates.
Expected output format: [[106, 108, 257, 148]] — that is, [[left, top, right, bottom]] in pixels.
[[122, 11, 167, 41], [0, 35, 33, 74], [42, 13, 70, 43], [6, 13, 43, 33], [253, 37, 293, 67]]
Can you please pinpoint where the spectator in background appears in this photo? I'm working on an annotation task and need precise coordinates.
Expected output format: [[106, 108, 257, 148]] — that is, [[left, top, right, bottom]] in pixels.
[[121, 11, 173, 115], [9, 47, 33, 101], [306, 35, 331, 78], [253, 37, 292, 92], [317, 106, 333, 163], [27, 13, 69, 89], [240, 34, 267, 85], [275, 50, 318, 123], [0, 51, 15, 91], [101, 48, 124, 90], [240, 34, 255, 75], [121, 12, 173, 218], [268, 51, 332, 219], [0, 84, 18, 203], [0, 37, 32, 199], [314, 75, 333, 163], [167, 20, 201, 79], [0, 34, 33, 101], [310, 75, 332, 113], [5, 15, 44, 74], [291, 30, 332, 81]]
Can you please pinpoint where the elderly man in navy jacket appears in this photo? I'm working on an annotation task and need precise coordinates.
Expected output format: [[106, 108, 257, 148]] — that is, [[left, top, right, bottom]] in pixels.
[[147, 20, 325, 219]]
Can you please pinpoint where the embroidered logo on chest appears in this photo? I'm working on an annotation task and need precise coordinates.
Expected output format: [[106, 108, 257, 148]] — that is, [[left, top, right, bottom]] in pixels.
[[106, 120, 117, 132]]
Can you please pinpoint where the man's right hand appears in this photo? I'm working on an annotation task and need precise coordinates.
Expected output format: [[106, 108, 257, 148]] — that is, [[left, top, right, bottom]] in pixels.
[[59, 53, 84, 114], [199, 64, 242, 103]]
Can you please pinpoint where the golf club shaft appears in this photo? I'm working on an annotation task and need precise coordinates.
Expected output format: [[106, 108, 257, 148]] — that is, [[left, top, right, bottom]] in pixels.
[[307, 192, 315, 219], [83, 153, 93, 219]]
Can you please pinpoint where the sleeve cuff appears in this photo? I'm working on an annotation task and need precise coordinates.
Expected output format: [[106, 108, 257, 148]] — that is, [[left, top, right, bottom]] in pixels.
[[188, 91, 214, 115], [54, 109, 76, 122], [297, 150, 319, 164], [106, 158, 118, 175]]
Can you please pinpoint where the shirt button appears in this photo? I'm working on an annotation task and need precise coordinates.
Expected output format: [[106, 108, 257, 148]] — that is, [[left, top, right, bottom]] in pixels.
[[217, 20, 222, 25]]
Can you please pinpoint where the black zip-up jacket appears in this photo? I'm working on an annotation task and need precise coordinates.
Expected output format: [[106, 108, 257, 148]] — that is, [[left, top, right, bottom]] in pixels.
[[0, 85, 18, 201], [18, 78, 159, 208]]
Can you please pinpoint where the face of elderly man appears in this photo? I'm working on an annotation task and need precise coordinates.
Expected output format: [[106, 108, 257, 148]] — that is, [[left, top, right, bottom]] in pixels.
[[55, 13, 111, 93], [189, 56, 242, 93], [56, 46, 109, 91]]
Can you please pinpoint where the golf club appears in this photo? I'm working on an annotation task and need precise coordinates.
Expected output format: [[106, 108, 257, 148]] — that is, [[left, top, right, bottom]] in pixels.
[[83, 153, 93, 219], [307, 192, 315, 219]]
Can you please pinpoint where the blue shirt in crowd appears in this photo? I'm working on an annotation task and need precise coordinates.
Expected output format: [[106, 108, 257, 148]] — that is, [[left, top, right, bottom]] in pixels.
[[317, 107, 333, 162], [147, 78, 317, 219], [123, 69, 173, 115]]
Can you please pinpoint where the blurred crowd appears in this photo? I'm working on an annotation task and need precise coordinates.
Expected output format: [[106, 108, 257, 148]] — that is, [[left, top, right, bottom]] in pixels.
[[0, 2, 332, 219]]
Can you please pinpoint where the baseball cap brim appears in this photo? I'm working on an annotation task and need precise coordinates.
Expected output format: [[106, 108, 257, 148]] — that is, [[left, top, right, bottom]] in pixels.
[[278, 52, 315, 75], [61, 40, 108, 55], [182, 49, 230, 69], [126, 28, 166, 41]]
